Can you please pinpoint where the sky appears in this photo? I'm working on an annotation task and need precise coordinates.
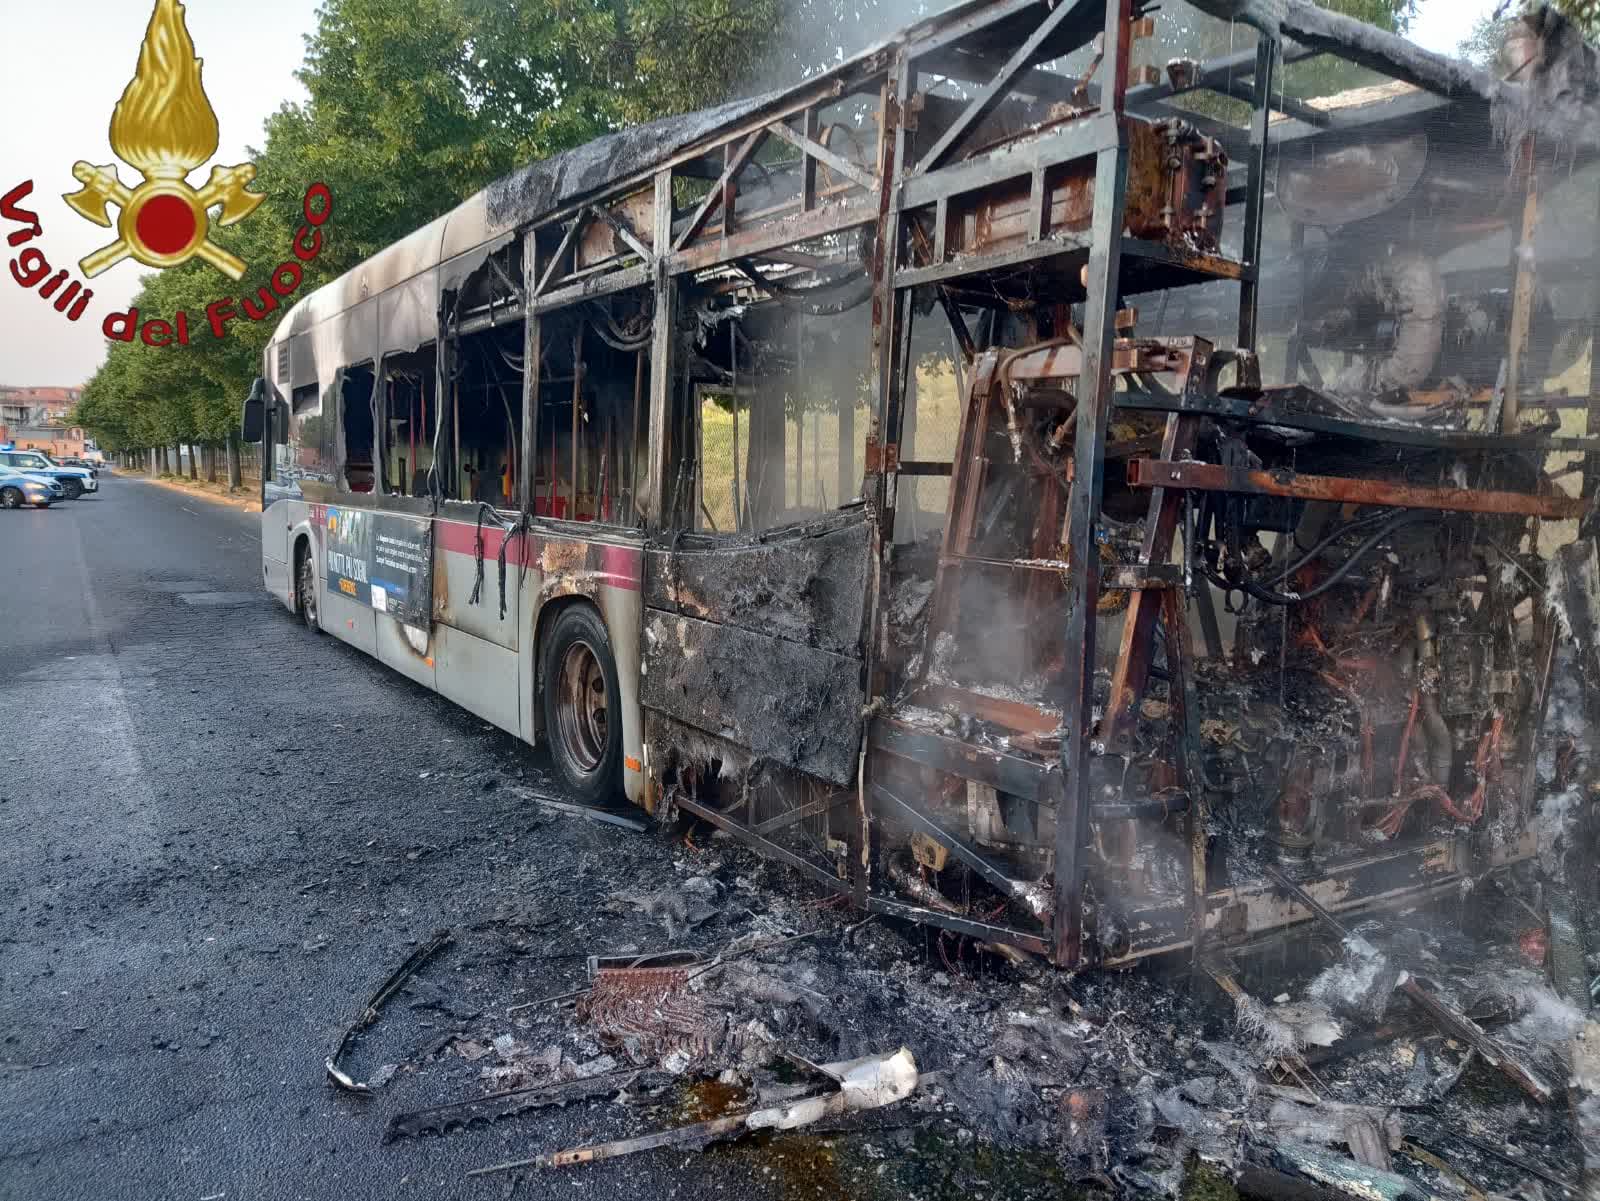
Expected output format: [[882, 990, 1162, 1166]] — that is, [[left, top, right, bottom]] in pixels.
[[0, 0, 320, 389], [0, 0, 1511, 388]]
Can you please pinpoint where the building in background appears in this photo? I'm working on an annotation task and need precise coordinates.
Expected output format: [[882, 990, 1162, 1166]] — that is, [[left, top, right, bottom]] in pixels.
[[0, 386, 88, 457]]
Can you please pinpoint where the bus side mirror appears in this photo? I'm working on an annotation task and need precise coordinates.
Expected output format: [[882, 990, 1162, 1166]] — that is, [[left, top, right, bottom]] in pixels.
[[241, 378, 266, 443]]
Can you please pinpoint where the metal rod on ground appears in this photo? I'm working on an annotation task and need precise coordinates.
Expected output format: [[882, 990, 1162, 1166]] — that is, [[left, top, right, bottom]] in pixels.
[[469, 1114, 752, 1175]]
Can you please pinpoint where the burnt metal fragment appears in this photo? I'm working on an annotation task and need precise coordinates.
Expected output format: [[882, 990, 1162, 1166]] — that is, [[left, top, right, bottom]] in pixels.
[[326, 928, 453, 1095]]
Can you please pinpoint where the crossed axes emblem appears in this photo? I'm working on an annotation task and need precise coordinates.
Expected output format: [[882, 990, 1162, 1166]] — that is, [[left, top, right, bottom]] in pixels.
[[64, 160, 263, 280]]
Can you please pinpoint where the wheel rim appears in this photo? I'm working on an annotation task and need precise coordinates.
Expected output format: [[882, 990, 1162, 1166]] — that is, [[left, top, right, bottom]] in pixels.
[[554, 639, 608, 774], [299, 554, 317, 625], [0, 489, 18, 509]]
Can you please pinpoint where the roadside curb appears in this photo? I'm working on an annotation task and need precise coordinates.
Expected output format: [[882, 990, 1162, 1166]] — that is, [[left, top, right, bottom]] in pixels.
[[122, 472, 263, 513]]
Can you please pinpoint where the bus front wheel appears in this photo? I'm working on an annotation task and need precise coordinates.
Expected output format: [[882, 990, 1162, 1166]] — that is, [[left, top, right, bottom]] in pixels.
[[542, 605, 622, 806], [295, 541, 320, 632]]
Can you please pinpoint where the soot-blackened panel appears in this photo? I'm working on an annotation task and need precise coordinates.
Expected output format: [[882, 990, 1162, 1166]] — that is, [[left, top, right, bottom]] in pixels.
[[484, 92, 780, 233], [644, 513, 872, 657], [642, 611, 864, 785]]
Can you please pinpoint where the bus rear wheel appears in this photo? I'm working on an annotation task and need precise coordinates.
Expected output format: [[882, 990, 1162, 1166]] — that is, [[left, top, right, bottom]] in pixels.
[[542, 605, 622, 806]]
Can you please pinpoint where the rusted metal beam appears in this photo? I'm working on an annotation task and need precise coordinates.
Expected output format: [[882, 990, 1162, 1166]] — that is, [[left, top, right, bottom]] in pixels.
[[673, 128, 768, 253], [751, 791, 848, 836], [530, 262, 652, 316], [534, 214, 586, 298], [521, 236, 540, 513], [1127, 459, 1586, 520], [916, 684, 1058, 737], [917, 0, 1088, 174], [1502, 142, 1540, 433], [857, 61, 916, 915], [678, 794, 847, 894], [867, 895, 1052, 956], [871, 720, 1055, 804], [669, 198, 878, 276], [904, 0, 1052, 62], [1103, 410, 1203, 753], [765, 120, 876, 192], [586, 203, 653, 265], [871, 784, 1052, 922], [900, 111, 1117, 210], [644, 170, 676, 530], [895, 233, 1092, 290], [1126, 40, 1318, 106]]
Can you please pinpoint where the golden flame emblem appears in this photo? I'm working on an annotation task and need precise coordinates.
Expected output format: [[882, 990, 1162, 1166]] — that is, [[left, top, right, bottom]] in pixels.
[[63, 0, 263, 280]]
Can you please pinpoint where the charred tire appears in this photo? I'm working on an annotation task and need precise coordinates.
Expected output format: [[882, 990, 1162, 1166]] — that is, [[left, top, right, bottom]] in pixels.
[[0, 487, 22, 510], [60, 478, 83, 500], [295, 540, 320, 632], [541, 604, 622, 806]]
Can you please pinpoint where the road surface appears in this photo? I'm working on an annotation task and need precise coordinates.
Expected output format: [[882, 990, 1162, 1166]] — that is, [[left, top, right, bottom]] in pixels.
[[0, 475, 851, 1201]]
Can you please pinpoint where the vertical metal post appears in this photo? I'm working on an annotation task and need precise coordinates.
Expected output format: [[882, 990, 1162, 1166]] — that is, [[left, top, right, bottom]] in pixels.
[[1503, 138, 1540, 434], [521, 235, 540, 513], [1054, 0, 1133, 969], [1238, 36, 1276, 353], [1284, 221, 1306, 384], [570, 324, 584, 518], [801, 106, 819, 214], [1584, 176, 1600, 509], [646, 168, 677, 530], [630, 350, 644, 524], [730, 321, 742, 530], [852, 62, 914, 910], [867, 66, 914, 534]]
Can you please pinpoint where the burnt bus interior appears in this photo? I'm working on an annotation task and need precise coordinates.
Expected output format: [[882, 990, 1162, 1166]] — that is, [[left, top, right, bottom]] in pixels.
[[292, 0, 1599, 972]]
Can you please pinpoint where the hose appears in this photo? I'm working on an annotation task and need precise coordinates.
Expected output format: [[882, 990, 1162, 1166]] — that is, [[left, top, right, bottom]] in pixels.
[[1207, 508, 1430, 606], [732, 259, 873, 317], [585, 302, 653, 352], [1270, 507, 1402, 585]]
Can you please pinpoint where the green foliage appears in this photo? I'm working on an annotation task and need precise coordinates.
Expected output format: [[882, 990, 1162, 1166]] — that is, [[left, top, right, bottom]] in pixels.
[[1462, 1, 1599, 64]]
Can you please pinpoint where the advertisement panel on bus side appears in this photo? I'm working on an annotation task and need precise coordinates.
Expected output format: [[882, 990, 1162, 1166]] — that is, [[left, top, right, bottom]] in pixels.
[[324, 507, 433, 632]]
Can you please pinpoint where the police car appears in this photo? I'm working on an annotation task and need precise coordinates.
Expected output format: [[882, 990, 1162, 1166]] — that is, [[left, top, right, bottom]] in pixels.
[[0, 447, 98, 499]]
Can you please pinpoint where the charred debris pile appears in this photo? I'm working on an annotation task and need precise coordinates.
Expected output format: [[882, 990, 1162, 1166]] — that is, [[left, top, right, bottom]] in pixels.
[[322, 810, 1596, 1199]]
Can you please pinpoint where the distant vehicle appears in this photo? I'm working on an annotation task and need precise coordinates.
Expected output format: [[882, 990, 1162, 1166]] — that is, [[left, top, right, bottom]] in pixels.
[[0, 449, 98, 499], [56, 456, 99, 476], [0, 468, 65, 508]]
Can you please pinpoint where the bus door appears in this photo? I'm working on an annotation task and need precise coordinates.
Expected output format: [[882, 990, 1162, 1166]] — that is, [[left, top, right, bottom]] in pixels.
[[640, 510, 873, 788], [406, 323, 526, 737]]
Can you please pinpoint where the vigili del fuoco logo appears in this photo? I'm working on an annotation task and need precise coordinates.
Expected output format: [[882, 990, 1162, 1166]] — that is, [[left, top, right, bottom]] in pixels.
[[2, 0, 333, 345]]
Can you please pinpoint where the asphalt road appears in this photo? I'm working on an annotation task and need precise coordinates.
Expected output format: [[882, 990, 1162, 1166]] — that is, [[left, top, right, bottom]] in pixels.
[[0, 475, 874, 1201]]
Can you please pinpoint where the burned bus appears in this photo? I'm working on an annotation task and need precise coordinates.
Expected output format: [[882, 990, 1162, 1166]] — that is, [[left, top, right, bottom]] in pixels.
[[245, 0, 1600, 971]]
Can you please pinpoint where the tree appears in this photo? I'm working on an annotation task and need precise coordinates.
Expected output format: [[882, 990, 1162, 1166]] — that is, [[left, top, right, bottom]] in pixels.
[[1461, 1, 1598, 65]]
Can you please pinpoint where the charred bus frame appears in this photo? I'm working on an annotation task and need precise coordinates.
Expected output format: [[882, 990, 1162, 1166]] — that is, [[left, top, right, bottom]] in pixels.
[[248, 0, 1600, 971]]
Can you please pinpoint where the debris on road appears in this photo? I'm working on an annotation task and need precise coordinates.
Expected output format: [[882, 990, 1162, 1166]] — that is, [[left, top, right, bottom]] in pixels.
[[504, 784, 650, 832], [467, 1047, 918, 1175], [325, 928, 452, 1094], [384, 1067, 647, 1142]]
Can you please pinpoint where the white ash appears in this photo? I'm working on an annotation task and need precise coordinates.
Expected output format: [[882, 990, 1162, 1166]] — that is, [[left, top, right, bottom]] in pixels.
[[1232, 992, 1300, 1059], [1308, 945, 1397, 1023]]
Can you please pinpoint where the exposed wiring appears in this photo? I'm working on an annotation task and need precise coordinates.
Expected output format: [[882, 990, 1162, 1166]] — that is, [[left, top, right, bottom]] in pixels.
[[1203, 508, 1430, 606]]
